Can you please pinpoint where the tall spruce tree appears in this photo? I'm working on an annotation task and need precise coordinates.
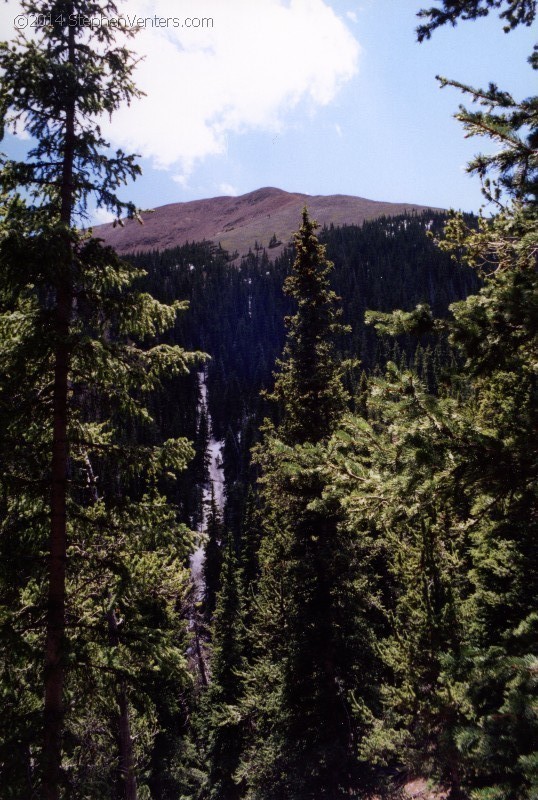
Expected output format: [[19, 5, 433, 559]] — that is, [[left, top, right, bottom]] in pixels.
[[204, 540, 246, 800], [314, 4, 538, 796], [338, 203, 538, 799], [203, 486, 225, 621], [236, 212, 375, 799], [0, 5, 140, 793], [268, 208, 348, 444], [323, 364, 469, 793], [0, 4, 204, 796]]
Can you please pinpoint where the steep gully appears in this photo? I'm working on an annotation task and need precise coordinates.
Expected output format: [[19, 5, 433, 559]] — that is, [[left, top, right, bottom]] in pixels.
[[190, 368, 225, 604]]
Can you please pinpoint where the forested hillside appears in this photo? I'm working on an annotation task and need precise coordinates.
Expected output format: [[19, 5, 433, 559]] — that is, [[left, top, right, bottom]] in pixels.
[[129, 212, 479, 538], [0, 1, 536, 799], [94, 186, 441, 260]]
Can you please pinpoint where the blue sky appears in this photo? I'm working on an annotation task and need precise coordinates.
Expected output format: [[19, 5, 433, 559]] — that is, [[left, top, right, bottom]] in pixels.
[[1, 0, 535, 218]]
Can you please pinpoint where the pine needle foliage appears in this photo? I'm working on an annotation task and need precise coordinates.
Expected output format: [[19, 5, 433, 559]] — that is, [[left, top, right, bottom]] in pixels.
[[268, 208, 349, 445], [0, 5, 206, 797], [416, 0, 536, 40], [232, 212, 378, 799]]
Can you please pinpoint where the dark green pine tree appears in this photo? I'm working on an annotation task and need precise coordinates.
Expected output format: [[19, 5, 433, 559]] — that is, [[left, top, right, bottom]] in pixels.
[[415, 6, 538, 793], [203, 486, 225, 621], [238, 211, 373, 799], [0, 4, 205, 797], [0, 6, 138, 794], [328, 4, 538, 794], [238, 487, 261, 607], [355, 206, 538, 800], [442, 225, 538, 800], [416, 0, 536, 41], [269, 208, 348, 445], [205, 540, 246, 800]]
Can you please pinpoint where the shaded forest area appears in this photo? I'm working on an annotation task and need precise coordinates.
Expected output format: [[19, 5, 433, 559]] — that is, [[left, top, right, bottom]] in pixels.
[[0, 1, 536, 799], [131, 212, 479, 535]]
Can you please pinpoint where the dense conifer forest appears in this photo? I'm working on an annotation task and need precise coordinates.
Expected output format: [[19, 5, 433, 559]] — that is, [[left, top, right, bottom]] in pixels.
[[129, 213, 480, 539], [0, 1, 536, 799]]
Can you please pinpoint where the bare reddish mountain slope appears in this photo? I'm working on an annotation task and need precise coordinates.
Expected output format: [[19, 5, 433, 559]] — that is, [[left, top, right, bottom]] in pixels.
[[94, 186, 441, 259]]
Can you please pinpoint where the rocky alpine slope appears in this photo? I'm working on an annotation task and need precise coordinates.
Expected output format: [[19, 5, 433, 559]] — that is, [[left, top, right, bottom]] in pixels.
[[94, 186, 441, 259]]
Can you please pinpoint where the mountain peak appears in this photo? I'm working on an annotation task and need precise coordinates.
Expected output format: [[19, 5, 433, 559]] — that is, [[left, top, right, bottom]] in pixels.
[[95, 187, 441, 258]]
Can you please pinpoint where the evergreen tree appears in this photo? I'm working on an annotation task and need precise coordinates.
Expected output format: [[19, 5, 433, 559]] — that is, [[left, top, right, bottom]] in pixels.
[[205, 540, 246, 800], [238, 487, 262, 606], [347, 202, 538, 798], [416, 0, 536, 41], [0, 4, 205, 796], [269, 208, 348, 444], [0, 5, 141, 793], [418, 0, 537, 209], [324, 365, 469, 793], [320, 3, 538, 791], [203, 486, 225, 621], [237, 212, 375, 799]]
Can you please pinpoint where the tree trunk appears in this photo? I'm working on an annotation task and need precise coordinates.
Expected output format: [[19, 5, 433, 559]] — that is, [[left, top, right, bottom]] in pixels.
[[43, 287, 71, 799], [42, 17, 76, 799]]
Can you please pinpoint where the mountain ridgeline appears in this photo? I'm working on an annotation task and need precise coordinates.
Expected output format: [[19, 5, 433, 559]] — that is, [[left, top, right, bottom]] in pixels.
[[95, 186, 442, 260]]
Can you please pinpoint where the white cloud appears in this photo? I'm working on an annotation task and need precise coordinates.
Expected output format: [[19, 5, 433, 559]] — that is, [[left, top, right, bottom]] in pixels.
[[346, 10, 358, 23], [218, 183, 239, 196], [90, 207, 116, 226], [0, 1, 24, 38], [172, 173, 190, 187], [104, 0, 360, 173], [334, 123, 343, 137]]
